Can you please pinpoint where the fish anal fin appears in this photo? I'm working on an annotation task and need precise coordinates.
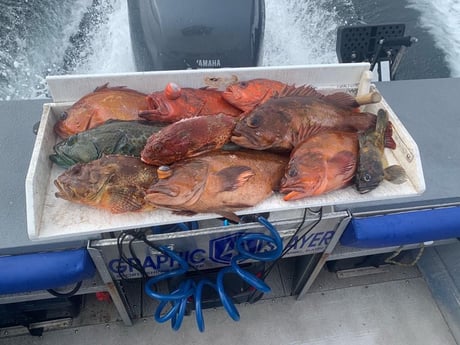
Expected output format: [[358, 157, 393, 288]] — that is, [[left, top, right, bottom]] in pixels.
[[217, 211, 241, 224], [215, 165, 255, 192], [172, 210, 197, 217]]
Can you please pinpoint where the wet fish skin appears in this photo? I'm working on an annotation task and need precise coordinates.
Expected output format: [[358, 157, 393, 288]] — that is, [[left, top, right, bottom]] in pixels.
[[54, 83, 150, 138], [231, 95, 377, 152], [280, 131, 358, 200], [355, 109, 406, 193], [50, 120, 165, 168], [139, 82, 242, 123], [54, 155, 158, 213], [222, 78, 289, 112], [144, 150, 289, 221], [223, 79, 363, 113], [141, 114, 237, 166]]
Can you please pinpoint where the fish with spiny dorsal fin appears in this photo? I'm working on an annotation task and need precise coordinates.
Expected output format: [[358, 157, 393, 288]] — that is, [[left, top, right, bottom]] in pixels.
[[141, 114, 237, 166], [144, 150, 288, 222], [280, 131, 359, 200], [231, 88, 388, 152], [54, 155, 158, 213], [355, 108, 407, 193], [54, 84, 150, 138]]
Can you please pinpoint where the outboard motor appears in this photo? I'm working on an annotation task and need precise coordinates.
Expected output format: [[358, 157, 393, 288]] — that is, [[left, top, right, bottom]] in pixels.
[[127, 0, 265, 71]]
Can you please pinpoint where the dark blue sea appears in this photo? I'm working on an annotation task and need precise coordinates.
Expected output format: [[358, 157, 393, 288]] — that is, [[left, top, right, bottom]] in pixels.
[[0, 0, 458, 100]]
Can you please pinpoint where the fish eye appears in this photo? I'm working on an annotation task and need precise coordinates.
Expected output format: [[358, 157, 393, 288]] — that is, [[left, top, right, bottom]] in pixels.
[[363, 173, 372, 182], [165, 82, 181, 100], [247, 115, 262, 128], [288, 166, 298, 177], [60, 111, 68, 120], [153, 143, 163, 152], [239, 81, 248, 89], [67, 135, 77, 146]]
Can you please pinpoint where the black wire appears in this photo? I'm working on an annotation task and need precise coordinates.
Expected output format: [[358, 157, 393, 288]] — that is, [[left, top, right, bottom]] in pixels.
[[47, 281, 82, 298], [262, 207, 323, 281], [246, 207, 323, 303], [116, 230, 148, 281]]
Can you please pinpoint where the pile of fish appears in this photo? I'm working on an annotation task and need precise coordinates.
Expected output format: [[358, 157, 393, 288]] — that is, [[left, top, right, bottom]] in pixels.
[[51, 78, 406, 221]]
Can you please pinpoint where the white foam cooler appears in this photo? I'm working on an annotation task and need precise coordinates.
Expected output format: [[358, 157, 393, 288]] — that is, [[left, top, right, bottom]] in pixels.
[[25, 63, 425, 240]]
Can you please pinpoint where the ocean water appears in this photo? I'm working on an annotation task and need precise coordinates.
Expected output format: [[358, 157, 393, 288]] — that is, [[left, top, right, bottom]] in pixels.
[[0, 0, 458, 100]]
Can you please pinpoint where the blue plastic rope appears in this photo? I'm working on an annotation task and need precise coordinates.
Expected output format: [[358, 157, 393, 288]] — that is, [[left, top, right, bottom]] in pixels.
[[144, 216, 283, 332]]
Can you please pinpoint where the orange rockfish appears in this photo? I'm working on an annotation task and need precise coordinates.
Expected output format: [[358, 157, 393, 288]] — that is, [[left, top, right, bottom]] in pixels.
[[139, 82, 242, 123], [222, 78, 365, 113], [222, 78, 289, 112], [54, 84, 149, 138], [280, 131, 359, 200], [144, 150, 288, 222]]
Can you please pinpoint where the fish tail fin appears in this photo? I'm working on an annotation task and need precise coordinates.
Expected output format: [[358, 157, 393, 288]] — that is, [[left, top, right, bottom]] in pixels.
[[350, 112, 377, 132], [384, 165, 407, 184]]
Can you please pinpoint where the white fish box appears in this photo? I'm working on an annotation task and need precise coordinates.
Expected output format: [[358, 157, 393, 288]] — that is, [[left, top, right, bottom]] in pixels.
[[25, 63, 425, 240]]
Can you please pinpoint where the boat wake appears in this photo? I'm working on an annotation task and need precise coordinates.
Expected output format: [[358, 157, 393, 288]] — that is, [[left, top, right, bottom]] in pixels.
[[406, 0, 460, 77], [0, 0, 458, 101]]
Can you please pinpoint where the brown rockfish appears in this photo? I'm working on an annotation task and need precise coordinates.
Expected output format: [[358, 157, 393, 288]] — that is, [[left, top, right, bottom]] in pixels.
[[144, 150, 289, 222], [231, 92, 382, 152], [54, 155, 158, 213]]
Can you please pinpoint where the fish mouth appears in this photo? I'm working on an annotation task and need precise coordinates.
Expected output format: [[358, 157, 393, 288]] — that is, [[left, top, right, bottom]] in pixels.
[[140, 97, 171, 119], [222, 88, 240, 102], [146, 185, 180, 197], [230, 132, 272, 151], [54, 122, 71, 139], [355, 184, 379, 194], [54, 179, 75, 200]]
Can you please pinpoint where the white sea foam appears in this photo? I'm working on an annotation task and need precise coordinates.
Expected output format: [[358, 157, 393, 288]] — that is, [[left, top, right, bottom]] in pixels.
[[262, 0, 351, 66], [1, 0, 457, 100], [407, 0, 460, 77], [73, 0, 135, 74]]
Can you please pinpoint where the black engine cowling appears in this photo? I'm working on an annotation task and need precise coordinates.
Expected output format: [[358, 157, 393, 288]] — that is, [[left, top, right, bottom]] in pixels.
[[127, 0, 265, 71]]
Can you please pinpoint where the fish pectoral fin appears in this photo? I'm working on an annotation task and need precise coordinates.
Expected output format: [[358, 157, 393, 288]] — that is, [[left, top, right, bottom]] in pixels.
[[329, 150, 357, 178], [215, 165, 255, 192], [112, 132, 130, 152], [106, 185, 145, 213], [384, 165, 407, 184]]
